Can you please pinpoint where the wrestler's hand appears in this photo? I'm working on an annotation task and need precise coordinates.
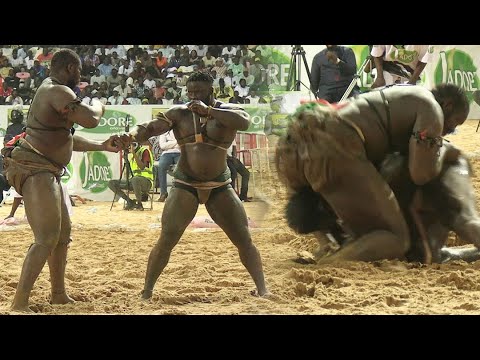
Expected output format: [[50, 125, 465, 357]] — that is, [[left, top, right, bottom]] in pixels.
[[187, 100, 209, 116], [326, 50, 338, 64], [103, 135, 122, 153], [371, 77, 386, 89], [114, 133, 134, 150]]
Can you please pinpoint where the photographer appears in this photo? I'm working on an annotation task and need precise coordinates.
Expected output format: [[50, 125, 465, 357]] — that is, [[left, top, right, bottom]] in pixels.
[[108, 140, 154, 211], [310, 45, 359, 103]]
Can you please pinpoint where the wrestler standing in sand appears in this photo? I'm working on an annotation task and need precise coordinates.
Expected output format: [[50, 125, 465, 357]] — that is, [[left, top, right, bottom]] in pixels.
[[5, 49, 121, 312], [124, 71, 269, 299]]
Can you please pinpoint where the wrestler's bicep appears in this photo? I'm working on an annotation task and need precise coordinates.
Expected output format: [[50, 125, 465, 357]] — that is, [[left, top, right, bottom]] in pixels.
[[148, 110, 175, 135], [408, 107, 443, 185], [51, 87, 99, 128], [66, 100, 101, 128]]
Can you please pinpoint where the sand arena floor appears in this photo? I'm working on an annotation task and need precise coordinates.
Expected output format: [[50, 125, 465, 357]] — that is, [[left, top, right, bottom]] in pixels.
[[1, 120, 480, 315]]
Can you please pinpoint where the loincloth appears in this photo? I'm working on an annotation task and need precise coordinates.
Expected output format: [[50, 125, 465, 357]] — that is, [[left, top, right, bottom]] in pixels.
[[172, 167, 232, 204], [5, 139, 64, 196], [276, 103, 367, 193]]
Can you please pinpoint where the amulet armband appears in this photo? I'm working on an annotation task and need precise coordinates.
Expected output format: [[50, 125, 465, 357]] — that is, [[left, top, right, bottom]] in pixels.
[[412, 130, 443, 147]]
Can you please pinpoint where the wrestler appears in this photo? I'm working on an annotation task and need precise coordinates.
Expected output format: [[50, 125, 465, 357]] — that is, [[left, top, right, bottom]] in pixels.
[[125, 71, 269, 299], [5, 49, 121, 312], [287, 148, 480, 264], [276, 83, 469, 263]]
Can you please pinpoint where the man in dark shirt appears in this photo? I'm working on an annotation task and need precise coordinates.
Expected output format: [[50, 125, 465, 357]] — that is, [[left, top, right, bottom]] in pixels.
[[310, 45, 359, 103]]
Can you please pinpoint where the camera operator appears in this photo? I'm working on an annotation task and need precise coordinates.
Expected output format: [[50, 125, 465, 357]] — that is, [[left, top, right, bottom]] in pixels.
[[310, 45, 359, 103], [108, 140, 154, 211]]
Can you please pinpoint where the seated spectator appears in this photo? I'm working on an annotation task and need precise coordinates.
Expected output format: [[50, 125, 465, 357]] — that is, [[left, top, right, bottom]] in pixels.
[[0, 136, 12, 205], [229, 90, 244, 104], [80, 58, 96, 82], [188, 50, 201, 67], [211, 57, 227, 78], [5, 68, 19, 89], [227, 139, 251, 202], [245, 89, 260, 105], [8, 49, 24, 70], [107, 89, 124, 105], [202, 51, 216, 68], [143, 72, 156, 90], [113, 79, 132, 98], [0, 81, 13, 102], [93, 90, 108, 105], [106, 68, 122, 90], [224, 69, 234, 87], [156, 130, 180, 202], [126, 89, 142, 105], [155, 51, 168, 72], [166, 80, 182, 100], [98, 57, 114, 77], [118, 59, 134, 78], [234, 78, 250, 100], [5, 89, 23, 106], [213, 78, 234, 102], [90, 68, 106, 86], [228, 55, 245, 78], [108, 141, 154, 211]]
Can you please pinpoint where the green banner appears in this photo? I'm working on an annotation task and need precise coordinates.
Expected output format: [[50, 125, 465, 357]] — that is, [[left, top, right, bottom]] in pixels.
[[434, 49, 480, 103], [76, 109, 137, 134], [79, 151, 113, 193]]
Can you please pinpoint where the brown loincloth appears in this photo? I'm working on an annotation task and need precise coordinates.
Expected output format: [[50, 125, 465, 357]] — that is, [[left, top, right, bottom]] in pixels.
[[4, 140, 64, 196]]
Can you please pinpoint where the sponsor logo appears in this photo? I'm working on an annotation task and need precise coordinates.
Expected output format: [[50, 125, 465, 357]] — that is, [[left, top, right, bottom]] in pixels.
[[435, 49, 479, 102], [75, 110, 136, 133], [79, 151, 112, 193]]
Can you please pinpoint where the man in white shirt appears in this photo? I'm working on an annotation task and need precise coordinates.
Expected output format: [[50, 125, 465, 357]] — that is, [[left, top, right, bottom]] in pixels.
[[157, 130, 181, 202], [370, 45, 433, 88], [107, 89, 124, 105]]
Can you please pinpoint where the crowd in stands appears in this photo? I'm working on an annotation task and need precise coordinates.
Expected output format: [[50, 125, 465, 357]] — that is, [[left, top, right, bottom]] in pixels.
[[0, 45, 276, 106]]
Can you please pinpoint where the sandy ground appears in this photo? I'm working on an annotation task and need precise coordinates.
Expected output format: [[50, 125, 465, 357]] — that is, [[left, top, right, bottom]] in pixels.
[[1, 120, 480, 315]]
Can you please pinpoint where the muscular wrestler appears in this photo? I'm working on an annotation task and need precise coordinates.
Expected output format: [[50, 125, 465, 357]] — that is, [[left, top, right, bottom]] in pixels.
[[126, 71, 269, 299], [5, 49, 121, 312], [276, 84, 469, 263], [287, 147, 480, 264]]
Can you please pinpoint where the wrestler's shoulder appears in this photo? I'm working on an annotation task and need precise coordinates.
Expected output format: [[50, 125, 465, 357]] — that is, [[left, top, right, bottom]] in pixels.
[[215, 101, 245, 111]]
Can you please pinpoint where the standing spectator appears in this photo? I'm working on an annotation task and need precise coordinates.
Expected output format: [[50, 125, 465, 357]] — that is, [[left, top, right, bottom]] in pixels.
[[310, 45, 359, 103], [156, 130, 181, 202]]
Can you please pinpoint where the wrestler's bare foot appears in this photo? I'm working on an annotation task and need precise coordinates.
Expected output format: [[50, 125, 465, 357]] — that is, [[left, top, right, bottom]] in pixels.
[[10, 304, 35, 314], [50, 291, 75, 305], [250, 289, 275, 299], [141, 289, 153, 300]]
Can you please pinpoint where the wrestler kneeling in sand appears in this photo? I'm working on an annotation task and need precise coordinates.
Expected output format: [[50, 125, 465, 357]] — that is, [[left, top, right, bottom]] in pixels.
[[285, 147, 480, 264], [275, 84, 469, 264]]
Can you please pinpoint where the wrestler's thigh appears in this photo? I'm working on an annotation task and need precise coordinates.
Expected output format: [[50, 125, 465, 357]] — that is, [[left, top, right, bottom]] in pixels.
[[22, 173, 62, 243], [206, 187, 251, 245], [442, 161, 479, 223], [161, 186, 199, 232], [321, 159, 409, 238]]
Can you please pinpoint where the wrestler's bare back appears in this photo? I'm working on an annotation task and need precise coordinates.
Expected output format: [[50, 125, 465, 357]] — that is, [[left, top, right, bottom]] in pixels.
[[337, 86, 443, 165]]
